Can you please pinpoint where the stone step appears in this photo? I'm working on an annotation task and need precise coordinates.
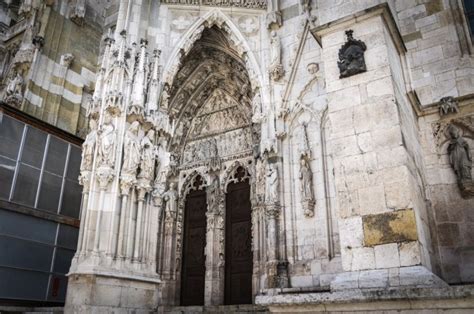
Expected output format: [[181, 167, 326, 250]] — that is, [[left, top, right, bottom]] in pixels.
[[160, 304, 269, 313]]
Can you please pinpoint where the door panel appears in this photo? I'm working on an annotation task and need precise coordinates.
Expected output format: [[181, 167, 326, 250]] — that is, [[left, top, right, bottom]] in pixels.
[[181, 189, 207, 306], [225, 180, 252, 305]]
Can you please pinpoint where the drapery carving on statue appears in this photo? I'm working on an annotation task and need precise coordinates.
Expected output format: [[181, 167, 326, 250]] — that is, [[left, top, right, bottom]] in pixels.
[[138, 129, 156, 183], [265, 163, 279, 205], [269, 30, 284, 81], [80, 119, 98, 173], [97, 114, 116, 168], [447, 124, 474, 198], [163, 182, 179, 234], [299, 158, 315, 217], [4, 71, 24, 106], [121, 121, 142, 175], [206, 174, 220, 213], [252, 90, 263, 123]]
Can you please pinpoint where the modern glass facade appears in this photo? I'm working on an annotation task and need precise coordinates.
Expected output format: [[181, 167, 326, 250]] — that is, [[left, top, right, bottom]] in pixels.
[[0, 111, 82, 304]]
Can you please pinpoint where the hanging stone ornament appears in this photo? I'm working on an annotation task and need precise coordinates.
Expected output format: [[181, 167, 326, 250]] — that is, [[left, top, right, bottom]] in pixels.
[[337, 30, 367, 79]]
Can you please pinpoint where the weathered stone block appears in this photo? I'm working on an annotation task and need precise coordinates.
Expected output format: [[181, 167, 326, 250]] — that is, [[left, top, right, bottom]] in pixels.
[[362, 209, 418, 246], [374, 243, 400, 269]]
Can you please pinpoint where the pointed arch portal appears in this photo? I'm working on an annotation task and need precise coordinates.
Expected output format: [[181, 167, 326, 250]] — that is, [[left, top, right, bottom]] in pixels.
[[164, 16, 259, 306]]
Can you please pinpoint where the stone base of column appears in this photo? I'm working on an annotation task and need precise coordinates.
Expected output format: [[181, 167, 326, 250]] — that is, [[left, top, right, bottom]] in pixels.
[[65, 273, 161, 312]]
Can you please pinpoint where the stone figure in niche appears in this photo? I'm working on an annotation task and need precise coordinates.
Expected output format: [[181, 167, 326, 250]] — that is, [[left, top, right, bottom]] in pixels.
[[269, 31, 284, 81], [163, 182, 178, 218], [6, 72, 24, 97], [299, 158, 314, 200], [80, 119, 98, 172], [447, 125, 473, 198], [207, 174, 219, 211], [439, 96, 460, 116], [265, 163, 279, 204], [337, 30, 367, 79], [299, 158, 315, 217], [97, 114, 116, 168], [139, 129, 155, 181], [122, 121, 141, 175]]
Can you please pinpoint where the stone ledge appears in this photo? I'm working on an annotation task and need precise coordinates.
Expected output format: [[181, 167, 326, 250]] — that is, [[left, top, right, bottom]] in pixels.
[[255, 285, 474, 309]]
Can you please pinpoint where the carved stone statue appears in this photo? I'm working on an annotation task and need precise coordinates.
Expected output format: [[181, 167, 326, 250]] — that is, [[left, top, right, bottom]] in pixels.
[[139, 129, 155, 181], [163, 182, 178, 219], [337, 30, 367, 78], [265, 163, 279, 204], [80, 119, 98, 172], [122, 121, 141, 175], [6, 72, 24, 97], [269, 31, 284, 81], [207, 174, 219, 211], [439, 96, 460, 116], [447, 125, 472, 182], [299, 158, 314, 201], [97, 114, 116, 167]]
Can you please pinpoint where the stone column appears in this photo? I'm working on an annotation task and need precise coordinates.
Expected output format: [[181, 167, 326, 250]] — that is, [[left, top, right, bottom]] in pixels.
[[76, 172, 91, 255], [204, 173, 225, 306]]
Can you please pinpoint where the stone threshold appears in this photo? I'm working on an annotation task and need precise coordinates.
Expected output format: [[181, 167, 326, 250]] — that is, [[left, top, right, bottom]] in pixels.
[[159, 304, 269, 313], [0, 306, 64, 313], [255, 285, 474, 312]]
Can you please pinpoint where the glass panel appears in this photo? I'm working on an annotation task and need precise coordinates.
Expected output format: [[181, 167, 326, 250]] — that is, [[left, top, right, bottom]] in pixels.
[[57, 224, 79, 250], [0, 236, 54, 272], [11, 163, 40, 207], [0, 156, 15, 200], [0, 114, 24, 160], [37, 172, 62, 213], [44, 136, 68, 176], [66, 145, 81, 181], [0, 210, 57, 244], [60, 179, 82, 219], [21, 126, 47, 168], [464, 0, 474, 11], [47, 274, 68, 302], [53, 248, 75, 274], [0, 267, 49, 301]]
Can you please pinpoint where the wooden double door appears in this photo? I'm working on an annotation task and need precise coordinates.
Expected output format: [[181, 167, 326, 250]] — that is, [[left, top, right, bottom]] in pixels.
[[180, 180, 253, 306]]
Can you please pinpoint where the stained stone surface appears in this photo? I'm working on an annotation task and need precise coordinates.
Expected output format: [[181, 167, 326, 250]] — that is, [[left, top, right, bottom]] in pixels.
[[1, 0, 474, 312]]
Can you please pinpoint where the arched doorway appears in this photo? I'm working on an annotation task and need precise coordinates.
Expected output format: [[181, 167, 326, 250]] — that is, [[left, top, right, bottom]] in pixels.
[[180, 175, 207, 306], [162, 22, 261, 306], [225, 167, 252, 305]]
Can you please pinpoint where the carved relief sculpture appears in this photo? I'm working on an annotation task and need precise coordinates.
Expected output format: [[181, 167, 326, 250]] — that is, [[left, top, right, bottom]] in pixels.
[[4, 71, 24, 106], [265, 163, 279, 204], [447, 125, 474, 198], [337, 30, 367, 78], [122, 121, 142, 175], [97, 114, 116, 168], [80, 119, 98, 173], [439, 96, 460, 116], [138, 129, 156, 182], [269, 31, 284, 81], [299, 158, 315, 217], [164, 183, 179, 226]]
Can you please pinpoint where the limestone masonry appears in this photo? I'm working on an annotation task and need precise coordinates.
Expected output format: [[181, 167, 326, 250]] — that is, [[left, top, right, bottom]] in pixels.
[[1, 0, 474, 312]]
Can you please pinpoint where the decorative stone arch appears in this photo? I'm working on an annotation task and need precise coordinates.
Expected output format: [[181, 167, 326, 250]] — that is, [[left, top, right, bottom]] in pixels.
[[161, 9, 267, 102], [179, 169, 207, 198], [221, 160, 252, 193]]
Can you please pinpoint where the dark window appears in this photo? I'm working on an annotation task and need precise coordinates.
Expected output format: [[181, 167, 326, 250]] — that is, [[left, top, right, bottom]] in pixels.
[[464, 0, 474, 37]]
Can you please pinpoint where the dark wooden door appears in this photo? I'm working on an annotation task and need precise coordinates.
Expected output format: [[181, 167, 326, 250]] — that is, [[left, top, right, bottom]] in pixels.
[[180, 189, 207, 306], [225, 180, 252, 305]]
